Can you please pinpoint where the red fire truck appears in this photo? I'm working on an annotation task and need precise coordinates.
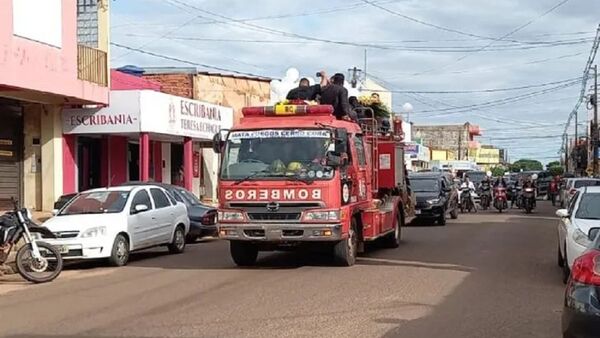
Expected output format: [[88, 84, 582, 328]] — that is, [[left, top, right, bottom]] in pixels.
[[212, 103, 414, 266]]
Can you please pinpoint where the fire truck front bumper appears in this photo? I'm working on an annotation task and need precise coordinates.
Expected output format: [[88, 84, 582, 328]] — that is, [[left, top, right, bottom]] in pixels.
[[218, 223, 343, 242]]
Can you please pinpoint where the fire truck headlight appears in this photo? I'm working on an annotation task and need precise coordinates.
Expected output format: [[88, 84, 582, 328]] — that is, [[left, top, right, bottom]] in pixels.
[[303, 210, 340, 222], [218, 211, 245, 222]]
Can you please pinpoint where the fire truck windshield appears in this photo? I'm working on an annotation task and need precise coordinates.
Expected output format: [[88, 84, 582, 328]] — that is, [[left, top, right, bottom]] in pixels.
[[220, 129, 335, 181]]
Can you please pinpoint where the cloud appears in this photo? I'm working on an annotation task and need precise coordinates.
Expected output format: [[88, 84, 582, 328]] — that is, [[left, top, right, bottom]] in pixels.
[[110, 0, 600, 162]]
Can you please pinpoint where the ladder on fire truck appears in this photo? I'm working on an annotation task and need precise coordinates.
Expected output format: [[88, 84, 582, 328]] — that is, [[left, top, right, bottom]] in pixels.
[[356, 107, 384, 195]]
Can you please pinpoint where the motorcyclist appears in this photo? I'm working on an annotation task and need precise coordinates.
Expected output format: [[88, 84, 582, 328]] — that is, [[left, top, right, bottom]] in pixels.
[[508, 180, 518, 208], [549, 175, 560, 206], [493, 177, 507, 188], [461, 176, 477, 212], [522, 176, 537, 208], [478, 176, 492, 208]]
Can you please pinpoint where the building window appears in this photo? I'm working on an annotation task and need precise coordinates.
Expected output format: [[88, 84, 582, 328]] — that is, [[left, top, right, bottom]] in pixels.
[[77, 0, 99, 48]]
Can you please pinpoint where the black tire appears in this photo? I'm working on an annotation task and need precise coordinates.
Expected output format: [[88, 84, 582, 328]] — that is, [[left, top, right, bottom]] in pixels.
[[334, 218, 358, 266], [108, 234, 130, 267], [15, 242, 63, 283], [230, 241, 258, 266], [450, 207, 459, 220], [168, 226, 186, 254], [558, 245, 565, 268], [383, 211, 402, 248], [438, 212, 447, 226], [562, 249, 570, 284]]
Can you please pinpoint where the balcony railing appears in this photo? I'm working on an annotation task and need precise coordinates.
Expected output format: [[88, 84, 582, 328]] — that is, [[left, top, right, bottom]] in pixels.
[[77, 44, 108, 86]]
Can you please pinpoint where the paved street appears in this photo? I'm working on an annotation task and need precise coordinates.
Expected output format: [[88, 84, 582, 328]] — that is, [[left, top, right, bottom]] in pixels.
[[0, 202, 564, 338]]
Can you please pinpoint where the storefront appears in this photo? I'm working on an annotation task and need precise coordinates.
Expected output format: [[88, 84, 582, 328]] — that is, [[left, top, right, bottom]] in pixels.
[[62, 90, 233, 201], [405, 142, 430, 172]]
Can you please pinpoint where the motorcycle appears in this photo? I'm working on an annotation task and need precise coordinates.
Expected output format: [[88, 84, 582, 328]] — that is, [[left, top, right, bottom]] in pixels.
[[460, 187, 476, 213], [522, 187, 536, 214], [480, 186, 492, 211], [494, 187, 508, 213], [0, 199, 63, 283], [514, 186, 523, 209]]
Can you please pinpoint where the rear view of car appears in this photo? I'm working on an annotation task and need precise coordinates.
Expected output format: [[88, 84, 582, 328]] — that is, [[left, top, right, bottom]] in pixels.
[[562, 230, 600, 337]]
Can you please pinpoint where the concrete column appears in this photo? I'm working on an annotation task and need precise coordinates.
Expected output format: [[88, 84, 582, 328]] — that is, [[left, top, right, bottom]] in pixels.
[[161, 143, 171, 184], [139, 132, 150, 181], [183, 137, 193, 191], [40, 105, 63, 211], [22, 104, 42, 211]]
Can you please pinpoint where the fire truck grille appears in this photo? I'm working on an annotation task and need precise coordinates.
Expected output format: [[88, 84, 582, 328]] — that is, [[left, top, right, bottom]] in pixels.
[[247, 213, 301, 221]]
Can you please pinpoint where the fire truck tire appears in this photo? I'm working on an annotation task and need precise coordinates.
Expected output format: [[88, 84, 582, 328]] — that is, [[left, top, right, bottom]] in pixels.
[[383, 211, 403, 248], [230, 241, 258, 267], [334, 218, 358, 266]]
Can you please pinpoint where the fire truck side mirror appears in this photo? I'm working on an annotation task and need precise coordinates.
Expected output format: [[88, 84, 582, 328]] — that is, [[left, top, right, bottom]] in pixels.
[[212, 133, 223, 154]]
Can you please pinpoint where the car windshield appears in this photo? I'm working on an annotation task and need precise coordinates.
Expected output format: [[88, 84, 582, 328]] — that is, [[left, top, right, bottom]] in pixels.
[[60, 191, 130, 215], [220, 129, 335, 181], [411, 179, 439, 192], [575, 193, 600, 220], [574, 180, 600, 189], [467, 172, 486, 185], [177, 188, 201, 205]]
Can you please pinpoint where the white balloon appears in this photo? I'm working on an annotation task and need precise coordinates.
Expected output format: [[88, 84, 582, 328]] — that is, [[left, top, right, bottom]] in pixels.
[[284, 67, 300, 83], [402, 102, 414, 113]]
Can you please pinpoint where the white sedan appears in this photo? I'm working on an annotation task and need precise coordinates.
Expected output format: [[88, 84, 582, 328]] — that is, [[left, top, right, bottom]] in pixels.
[[556, 186, 600, 283], [43, 185, 190, 266]]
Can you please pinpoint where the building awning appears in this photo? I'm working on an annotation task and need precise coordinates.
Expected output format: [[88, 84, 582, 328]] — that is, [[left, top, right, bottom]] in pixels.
[[62, 90, 234, 140]]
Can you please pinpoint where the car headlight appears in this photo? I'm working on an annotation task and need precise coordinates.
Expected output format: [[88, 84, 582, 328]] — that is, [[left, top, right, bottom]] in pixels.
[[81, 226, 107, 238], [572, 228, 592, 247], [218, 211, 245, 222], [427, 198, 441, 205], [302, 210, 340, 222]]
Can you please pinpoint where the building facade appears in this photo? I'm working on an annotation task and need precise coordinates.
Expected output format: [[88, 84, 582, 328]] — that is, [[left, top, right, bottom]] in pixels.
[[413, 123, 481, 161], [141, 68, 271, 125], [0, 0, 110, 211], [63, 70, 234, 203]]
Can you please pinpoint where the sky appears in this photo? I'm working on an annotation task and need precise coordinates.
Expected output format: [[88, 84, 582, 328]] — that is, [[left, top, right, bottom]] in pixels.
[[109, 0, 600, 165]]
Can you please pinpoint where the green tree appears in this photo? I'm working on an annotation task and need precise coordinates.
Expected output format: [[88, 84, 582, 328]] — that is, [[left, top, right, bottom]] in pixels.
[[548, 166, 564, 177], [510, 159, 543, 172], [546, 161, 560, 169], [491, 166, 506, 177]]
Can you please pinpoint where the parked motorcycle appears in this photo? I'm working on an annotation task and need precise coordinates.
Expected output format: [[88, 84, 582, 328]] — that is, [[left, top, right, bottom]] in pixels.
[[522, 187, 536, 214], [0, 199, 62, 283], [480, 187, 492, 211], [494, 187, 508, 213], [460, 188, 476, 213]]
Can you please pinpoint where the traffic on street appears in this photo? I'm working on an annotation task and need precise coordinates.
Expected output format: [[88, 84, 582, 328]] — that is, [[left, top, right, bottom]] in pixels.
[[2, 1, 600, 337]]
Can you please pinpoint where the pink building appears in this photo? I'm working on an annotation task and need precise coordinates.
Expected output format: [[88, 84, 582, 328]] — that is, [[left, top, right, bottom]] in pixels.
[[0, 0, 110, 211]]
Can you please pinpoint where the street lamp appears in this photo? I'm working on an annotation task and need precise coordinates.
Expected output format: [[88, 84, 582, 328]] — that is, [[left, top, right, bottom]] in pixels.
[[402, 102, 414, 122]]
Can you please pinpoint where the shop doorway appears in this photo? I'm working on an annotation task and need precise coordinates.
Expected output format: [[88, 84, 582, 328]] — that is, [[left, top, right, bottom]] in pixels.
[[128, 142, 139, 182], [0, 101, 23, 209], [171, 143, 183, 186], [77, 137, 102, 191]]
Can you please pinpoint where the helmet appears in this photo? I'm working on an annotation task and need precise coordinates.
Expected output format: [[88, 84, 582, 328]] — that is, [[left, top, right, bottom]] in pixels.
[[287, 162, 303, 172], [269, 160, 286, 173], [486, 171, 492, 177], [532, 174, 538, 180]]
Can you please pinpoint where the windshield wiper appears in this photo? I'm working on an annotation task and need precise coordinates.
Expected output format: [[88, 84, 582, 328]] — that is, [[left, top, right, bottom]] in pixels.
[[233, 169, 271, 185]]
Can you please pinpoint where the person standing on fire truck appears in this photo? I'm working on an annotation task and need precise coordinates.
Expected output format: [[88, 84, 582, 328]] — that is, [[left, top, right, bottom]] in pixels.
[[319, 72, 353, 121]]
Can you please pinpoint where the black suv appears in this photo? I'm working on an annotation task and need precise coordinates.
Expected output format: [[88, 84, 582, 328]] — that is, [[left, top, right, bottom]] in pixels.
[[409, 172, 459, 225]]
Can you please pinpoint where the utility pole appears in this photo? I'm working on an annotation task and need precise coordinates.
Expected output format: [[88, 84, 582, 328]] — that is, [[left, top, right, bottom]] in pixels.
[[565, 136, 569, 173], [364, 49, 368, 83], [594, 65, 598, 175]]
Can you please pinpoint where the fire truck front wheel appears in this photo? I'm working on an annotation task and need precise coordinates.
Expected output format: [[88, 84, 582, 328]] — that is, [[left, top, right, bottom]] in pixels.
[[230, 241, 258, 267], [333, 218, 358, 266]]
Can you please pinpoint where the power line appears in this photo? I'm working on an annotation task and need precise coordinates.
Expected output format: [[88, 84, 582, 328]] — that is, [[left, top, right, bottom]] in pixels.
[[365, 76, 582, 94], [110, 42, 270, 78], [560, 24, 600, 153], [410, 0, 572, 75]]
